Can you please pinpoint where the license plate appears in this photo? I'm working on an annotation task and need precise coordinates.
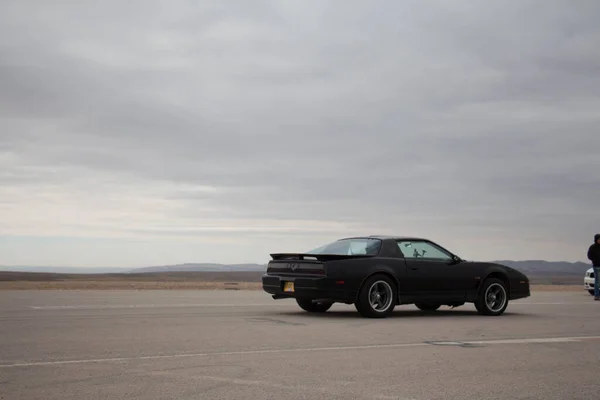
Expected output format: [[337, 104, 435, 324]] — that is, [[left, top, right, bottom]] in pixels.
[[283, 281, 295, 292]]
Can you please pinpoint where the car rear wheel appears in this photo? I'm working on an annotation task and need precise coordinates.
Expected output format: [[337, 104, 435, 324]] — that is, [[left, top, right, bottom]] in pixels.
[[295, 298, 333, 313], [415, 302, 441, 311], [355, 274, 397, 318], [475, 278, 509, 316], [588, 289, 595, 296]]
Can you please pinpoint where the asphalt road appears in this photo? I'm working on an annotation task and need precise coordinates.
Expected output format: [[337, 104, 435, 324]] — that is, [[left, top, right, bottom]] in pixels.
[[1, 290, 599, 400]]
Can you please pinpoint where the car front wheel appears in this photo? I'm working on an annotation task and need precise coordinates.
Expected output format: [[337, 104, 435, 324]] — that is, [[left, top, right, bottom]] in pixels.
[[475, 277, 509, 316]]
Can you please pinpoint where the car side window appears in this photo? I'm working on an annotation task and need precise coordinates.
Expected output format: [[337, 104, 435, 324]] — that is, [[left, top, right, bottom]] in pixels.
[[396, 241, 453, 261]]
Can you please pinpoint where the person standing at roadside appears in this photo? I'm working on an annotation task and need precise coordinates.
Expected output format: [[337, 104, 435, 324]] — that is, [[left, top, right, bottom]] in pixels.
[[587, 234, 600, 300]]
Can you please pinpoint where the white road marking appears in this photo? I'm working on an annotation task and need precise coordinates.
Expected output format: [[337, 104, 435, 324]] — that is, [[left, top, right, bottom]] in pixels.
[[466, 337, 584, 344], [1, 335, 599, 369]]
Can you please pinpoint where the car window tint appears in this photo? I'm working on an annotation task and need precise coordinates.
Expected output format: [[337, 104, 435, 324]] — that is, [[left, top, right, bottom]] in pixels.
[[397, 241, 452, 260]]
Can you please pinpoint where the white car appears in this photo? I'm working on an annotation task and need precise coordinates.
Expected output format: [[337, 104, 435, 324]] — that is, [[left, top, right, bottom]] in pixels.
[[584, 268, 596, 295]]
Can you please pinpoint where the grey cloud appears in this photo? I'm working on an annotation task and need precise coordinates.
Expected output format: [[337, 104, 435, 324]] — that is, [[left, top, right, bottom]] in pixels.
[[1, 0, 600, 261]]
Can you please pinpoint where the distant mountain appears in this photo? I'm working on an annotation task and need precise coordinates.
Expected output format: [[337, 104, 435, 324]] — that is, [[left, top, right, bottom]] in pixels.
[[0, 266, 131, 274], [125, 263, 267, 273], [492, 260, 591, 276], [128, 260, 589, 276], [0, 260, 591, 276], [0, 263, 266, 274]]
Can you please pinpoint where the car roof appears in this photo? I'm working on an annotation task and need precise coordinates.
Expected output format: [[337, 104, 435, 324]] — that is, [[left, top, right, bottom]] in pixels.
[[340, 235, 430, 241]]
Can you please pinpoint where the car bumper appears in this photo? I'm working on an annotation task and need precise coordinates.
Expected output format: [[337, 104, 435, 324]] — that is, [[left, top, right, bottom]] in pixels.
[[510, 280, 531, 300], [584, 277, 595, 291], [262, 274, 356, 303], [510, 288, 530, 300]]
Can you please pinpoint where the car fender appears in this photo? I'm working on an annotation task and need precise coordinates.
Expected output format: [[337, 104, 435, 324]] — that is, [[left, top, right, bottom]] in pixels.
[[354, 263, 402, 302], [478, 266, 511, 292]]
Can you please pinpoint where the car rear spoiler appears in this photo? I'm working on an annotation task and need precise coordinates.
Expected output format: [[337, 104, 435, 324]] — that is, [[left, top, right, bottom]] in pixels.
[[269, 253, 376, 262]]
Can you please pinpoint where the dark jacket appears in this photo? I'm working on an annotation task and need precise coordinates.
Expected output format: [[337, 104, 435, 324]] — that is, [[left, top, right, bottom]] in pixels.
[[587, 234, 600, 267]]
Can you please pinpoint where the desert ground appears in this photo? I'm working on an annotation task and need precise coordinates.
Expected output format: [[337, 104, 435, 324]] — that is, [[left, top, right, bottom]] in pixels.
[[0, 271, 262, 290]]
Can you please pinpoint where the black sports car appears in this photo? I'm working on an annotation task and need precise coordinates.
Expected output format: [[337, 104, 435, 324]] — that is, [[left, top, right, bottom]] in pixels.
[[262, 235, 530, 318]]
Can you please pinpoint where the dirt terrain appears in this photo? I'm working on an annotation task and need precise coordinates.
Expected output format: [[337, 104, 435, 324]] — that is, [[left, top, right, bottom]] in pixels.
[[0, 271, 584, 291], [0, 271, 262, 290], [0, 270, 264, 282], [0, 280, 263, 290]]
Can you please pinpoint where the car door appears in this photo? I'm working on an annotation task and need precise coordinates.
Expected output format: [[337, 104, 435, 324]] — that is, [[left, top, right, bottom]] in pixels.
[[396, 240, 465, 301]]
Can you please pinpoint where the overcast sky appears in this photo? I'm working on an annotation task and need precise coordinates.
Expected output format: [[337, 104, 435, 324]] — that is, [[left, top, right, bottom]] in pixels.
[[1, 1, 599, 267]]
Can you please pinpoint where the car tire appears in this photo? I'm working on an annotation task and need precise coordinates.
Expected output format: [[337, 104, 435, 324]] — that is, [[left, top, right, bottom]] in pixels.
[[415, 302, 441, 311], [475, 277, 509, 316], [354, 274, 397, 318], [588, 289, 595, 296], [295, 298, 333, 313]]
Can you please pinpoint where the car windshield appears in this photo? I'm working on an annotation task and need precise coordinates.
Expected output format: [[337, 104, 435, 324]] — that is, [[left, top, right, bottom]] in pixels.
[[305, 238, 382, 256]]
